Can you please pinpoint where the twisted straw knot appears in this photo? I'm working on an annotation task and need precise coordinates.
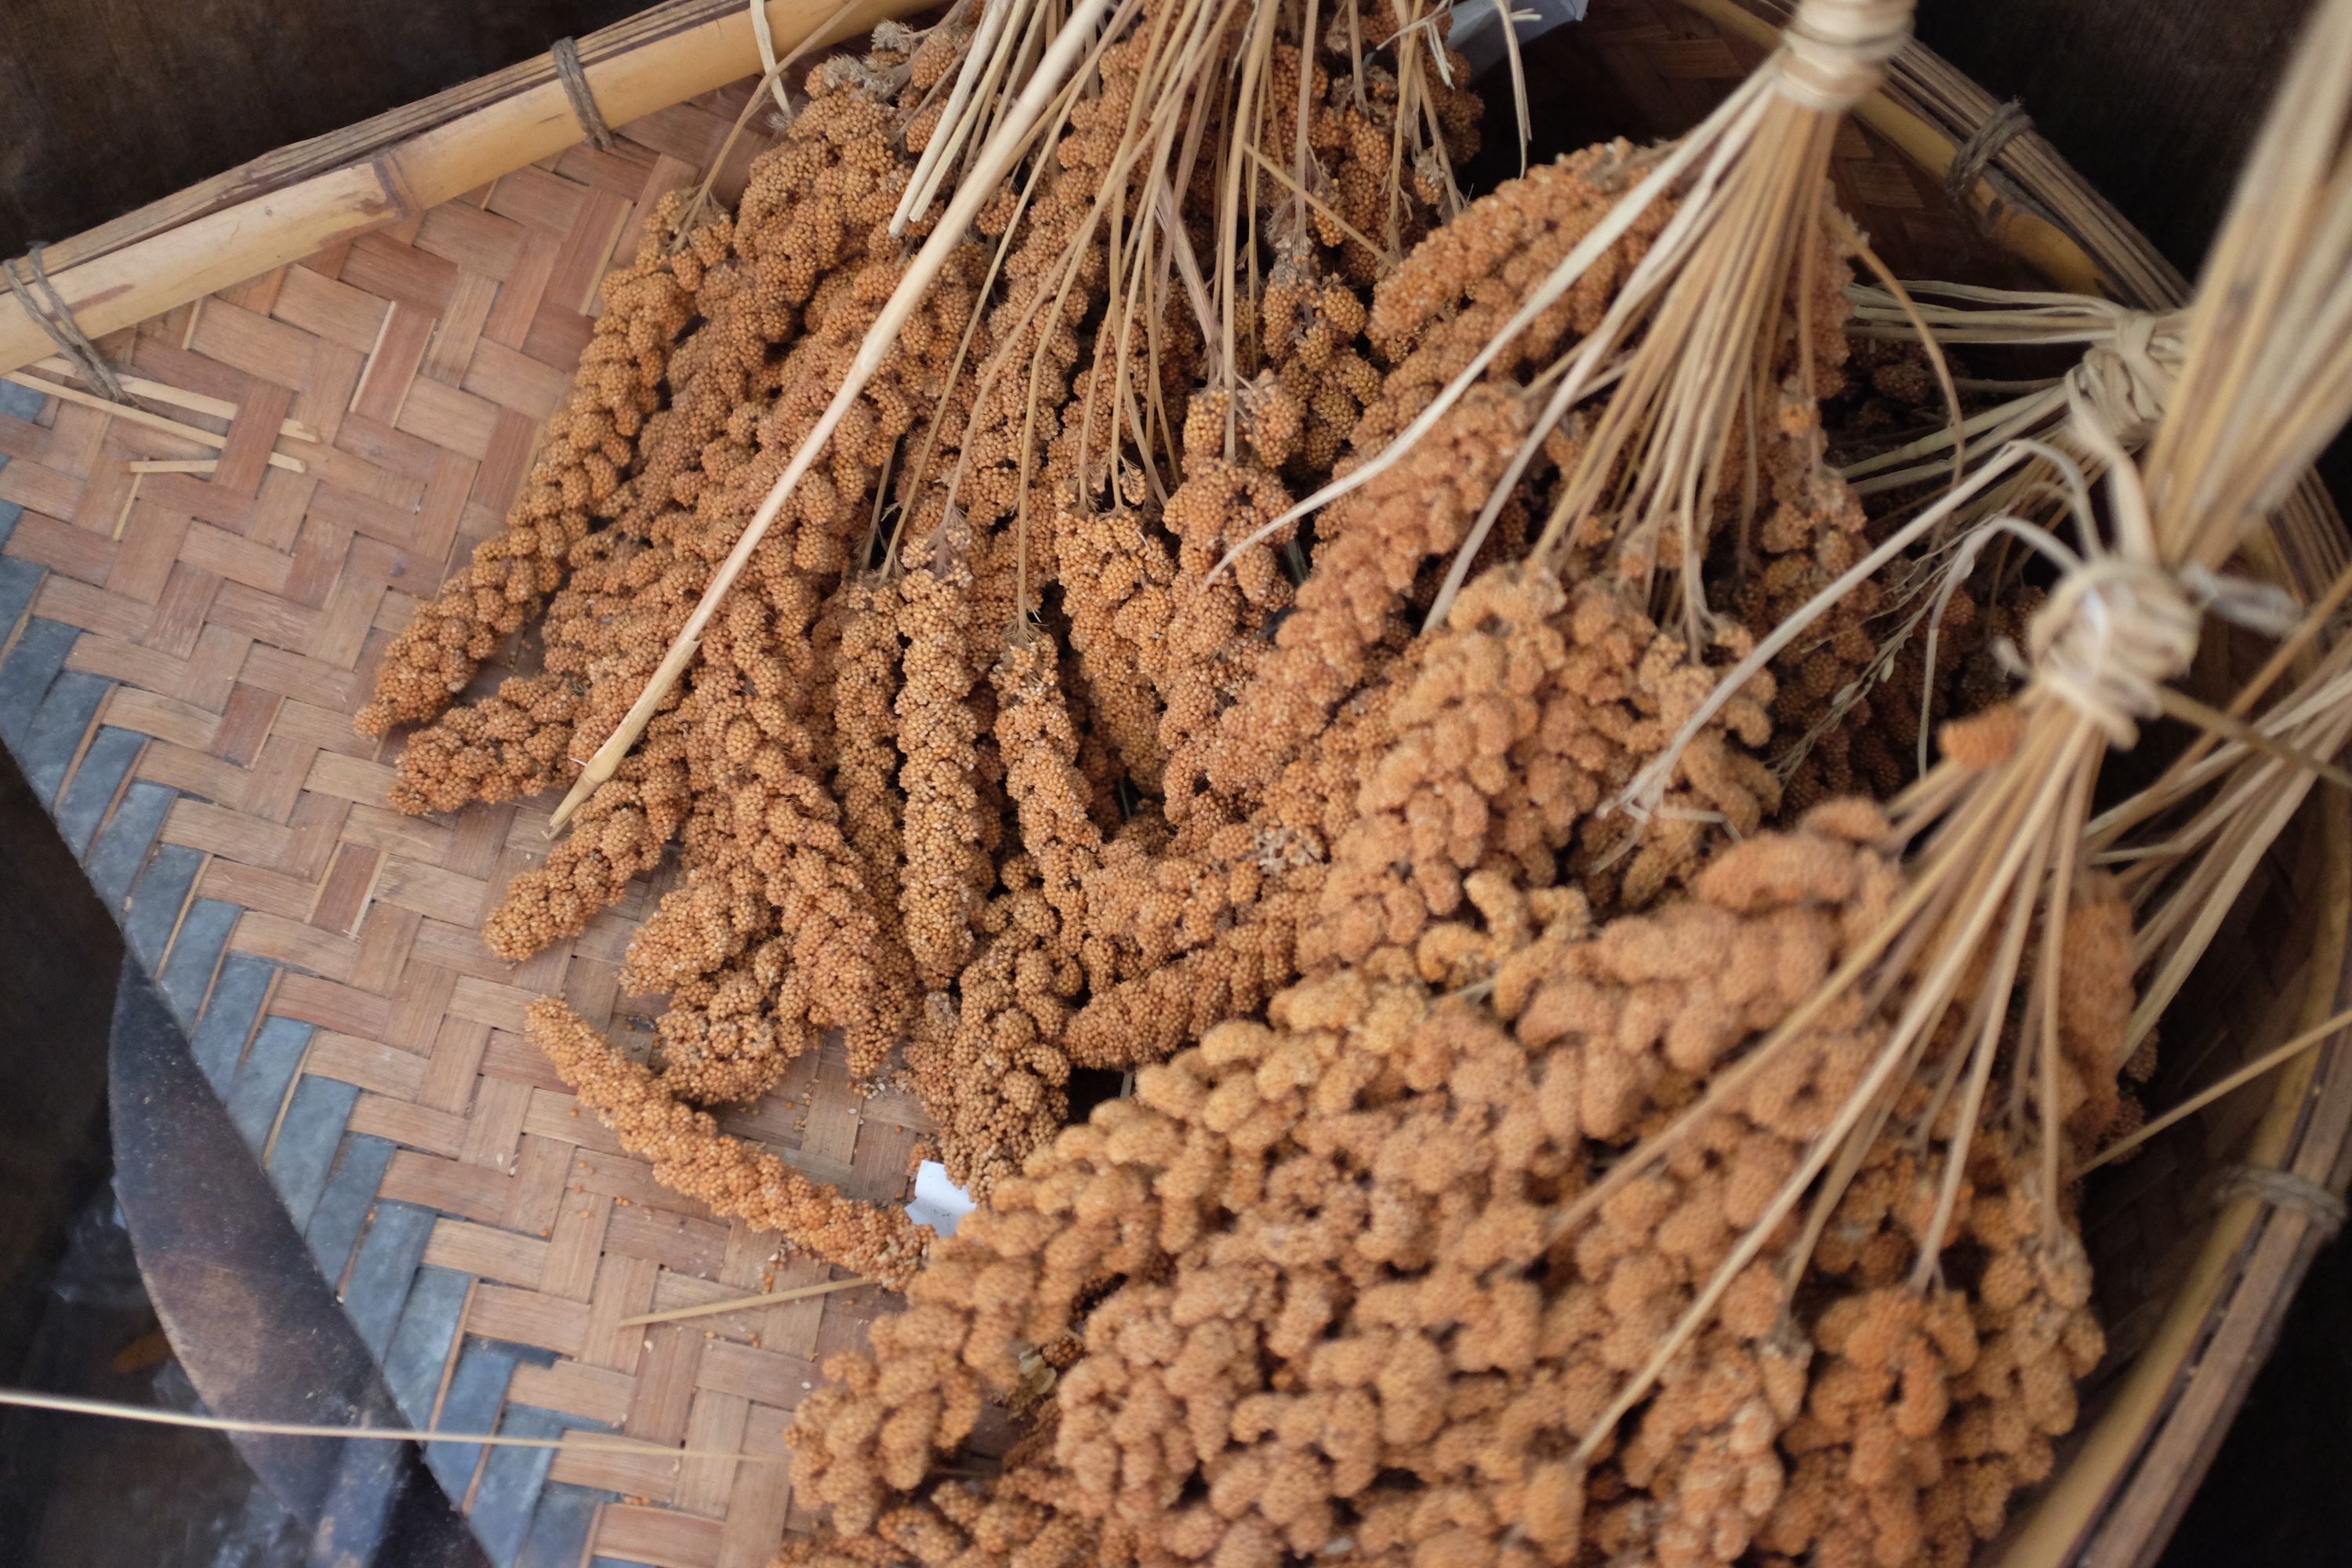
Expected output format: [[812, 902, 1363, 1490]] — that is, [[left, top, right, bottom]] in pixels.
[[2065, 309, 2184, 448], [2025, 557, 2198, 746], [1778, 0, 1913, 112]]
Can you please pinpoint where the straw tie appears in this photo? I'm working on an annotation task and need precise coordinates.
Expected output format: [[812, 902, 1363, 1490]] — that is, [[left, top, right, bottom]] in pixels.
[[2067, 310, 2182, 449], [551, 36, 617, 151], [2024, 557, 2200, 748], [2214, 1164, 2348, 1238], [1777, 0, 1913, 112], [5, 244, 128, 402], [1944, 97, 2033, 213]]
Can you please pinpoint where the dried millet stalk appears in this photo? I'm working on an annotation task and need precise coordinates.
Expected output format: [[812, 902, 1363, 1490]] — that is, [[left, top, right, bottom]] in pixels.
[[993, 636, 1100, 952], [831, 575, 911, 950], [528, 998, 927, 1284], [1260, 35, 1480, 286], [895, 514, 993, 989], [481, 709, 691, 960], [1301, 561, 1780, 983], [1152, 395, 1303, 826], [1362, 143, 1668, 398], [357, 194, 713, 736], [902, 637, 1112, 1194], [626, 76, 909, 545], [1763, 1130, 2107, 1568], [1054, 659, 1409, 1073], [384, 674, 581, 816], [1260, 244, 1382, 483], [1052, 504, 1178, 789], [624, 569, 911, 1088], [386, 522, 669, 818]]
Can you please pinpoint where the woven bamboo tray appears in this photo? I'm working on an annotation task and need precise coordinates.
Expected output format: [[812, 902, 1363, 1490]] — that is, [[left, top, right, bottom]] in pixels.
[[0, 2, 2341, 1566]]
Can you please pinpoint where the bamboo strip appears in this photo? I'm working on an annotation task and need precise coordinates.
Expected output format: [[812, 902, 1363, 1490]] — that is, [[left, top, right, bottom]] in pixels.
[[31, 356, 321, 441], [0, 1388, 785, 1463], [0, 0, 932, 377], [4, 372, 307, 473], [126, 459, 220, 474], [617, 1273, 873, 1327]]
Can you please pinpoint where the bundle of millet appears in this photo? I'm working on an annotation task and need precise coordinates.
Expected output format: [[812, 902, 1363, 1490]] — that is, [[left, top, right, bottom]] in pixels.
[[1722, 874, 2131, 1568], [1259, 31, 1481, 285], [1258, 245, 1384, 481], [903, 160, 1733, 1088], [356, 194, 713, 736], [1053, 503, 1179, 788], [1199, 146, 1681, 804], [897, 633, 1116, 1193], [1149, 393, 1305, 828], [783, 803, 1915, 1564], [383, 673, 583, 816], [481, 708, 692, 960], [1047, 486, 1780, 1082], [1763, 1141, 2105, 1568], [782, 791, 2139, 1566], [628, 72, 911, 550], [477, 147, 989, 963], [375, 67, 924, 818]]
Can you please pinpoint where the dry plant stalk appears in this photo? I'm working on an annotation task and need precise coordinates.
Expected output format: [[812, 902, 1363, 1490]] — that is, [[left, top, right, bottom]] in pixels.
[[2090, 572, 2352, 1051]]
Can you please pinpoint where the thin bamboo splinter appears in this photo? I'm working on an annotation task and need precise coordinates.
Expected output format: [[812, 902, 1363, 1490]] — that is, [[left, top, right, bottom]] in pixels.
[[5, 370, 308, 473], [29, 354, 323, 441], [0, 1387, 789, 1464], [618, 1272, 874, 1327]]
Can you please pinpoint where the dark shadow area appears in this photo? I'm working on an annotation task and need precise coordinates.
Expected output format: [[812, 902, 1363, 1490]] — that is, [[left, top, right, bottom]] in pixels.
[[1916, 0, 2315, 282], [0, 0, 647, 256], [0, 727, 121, 1381], [0, 742, 307, 1567], [2159, 1235, 2352, 1566]]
